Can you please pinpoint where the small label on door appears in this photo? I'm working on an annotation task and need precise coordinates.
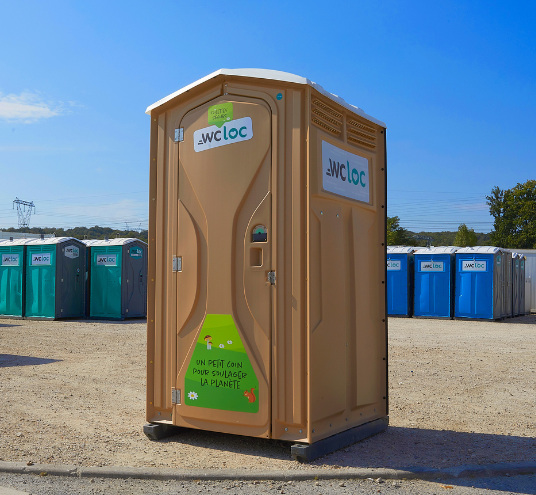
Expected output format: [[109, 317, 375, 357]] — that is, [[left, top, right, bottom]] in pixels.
[[31, 253, 52, 265], [420, 261, 444, 272], [462, 260, 487, 271], [129, 246, 143, 258], [1, 253, 19, 266], [194, 117, 253, 152], [387, 260, 401, 271], [96, 254, 117, 266], [64, 245, 79, 259]]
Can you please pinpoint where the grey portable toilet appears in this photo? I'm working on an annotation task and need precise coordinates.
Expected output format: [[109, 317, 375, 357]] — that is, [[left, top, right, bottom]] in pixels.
[[84, 238, 147, 319], [512, 252, 520, 317], [503, 250, 513, 317], [25, 237, 87, 319], [519, 255, 526, 315]]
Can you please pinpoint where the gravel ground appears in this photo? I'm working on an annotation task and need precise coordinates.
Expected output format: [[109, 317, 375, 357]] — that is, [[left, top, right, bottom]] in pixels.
[[1, 473, 536, 495], [0, 316, 535, 471]]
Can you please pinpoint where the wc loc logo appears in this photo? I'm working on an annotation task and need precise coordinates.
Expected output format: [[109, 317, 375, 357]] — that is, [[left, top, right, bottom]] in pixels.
[[387, 260, 401, 271], [31, 253, 52, 265], [194, 103, 253, 152], [462, 260, 487, 271], [64, 245, 79, 259], [1, 254, 20, 266], [420, 261, 444, 272], [321, 141, 369, 203], [96, 254, 117, 266]]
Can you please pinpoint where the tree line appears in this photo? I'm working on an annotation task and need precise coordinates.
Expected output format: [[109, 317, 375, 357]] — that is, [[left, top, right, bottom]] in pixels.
[[389, 179, 535, 248]]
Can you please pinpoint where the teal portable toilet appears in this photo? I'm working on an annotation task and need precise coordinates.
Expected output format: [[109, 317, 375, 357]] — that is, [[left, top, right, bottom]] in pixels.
[[0, 238, 31, 318], [84, 238, 147, 319], [25, 237, 87, 319]]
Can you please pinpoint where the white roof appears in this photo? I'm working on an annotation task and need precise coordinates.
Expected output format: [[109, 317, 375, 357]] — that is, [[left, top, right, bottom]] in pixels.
[[455, 246, 501, 254], [414, 246, 458, 255], [25, 237, 80, 246], [83, 238, 146, 247], [0, 238, 35, 247], [146, 68, 386, 128], [387, 246, 415, 254]]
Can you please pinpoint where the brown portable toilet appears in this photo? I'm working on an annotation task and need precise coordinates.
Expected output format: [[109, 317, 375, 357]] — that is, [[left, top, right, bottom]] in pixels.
[[144, 69, 388, 461]]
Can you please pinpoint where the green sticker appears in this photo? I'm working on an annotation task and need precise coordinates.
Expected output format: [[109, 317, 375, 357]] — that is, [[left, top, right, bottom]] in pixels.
[[184, 314, 259, 413], [208, 103, 233, 128]]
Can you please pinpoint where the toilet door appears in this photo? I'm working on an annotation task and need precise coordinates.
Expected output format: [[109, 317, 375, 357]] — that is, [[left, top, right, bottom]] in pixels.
[[174, 96, 273, 436]]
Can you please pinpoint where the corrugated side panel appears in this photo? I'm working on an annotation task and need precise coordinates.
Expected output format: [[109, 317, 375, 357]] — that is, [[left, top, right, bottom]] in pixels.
[[307, 89, 387, 444]]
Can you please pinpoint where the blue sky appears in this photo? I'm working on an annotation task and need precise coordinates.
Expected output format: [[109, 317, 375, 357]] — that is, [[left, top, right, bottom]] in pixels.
[[1, 1, 534, 233]]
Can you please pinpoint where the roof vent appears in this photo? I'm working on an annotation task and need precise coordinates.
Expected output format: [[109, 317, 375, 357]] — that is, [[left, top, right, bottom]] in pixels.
[[40, 234, 44, 240]]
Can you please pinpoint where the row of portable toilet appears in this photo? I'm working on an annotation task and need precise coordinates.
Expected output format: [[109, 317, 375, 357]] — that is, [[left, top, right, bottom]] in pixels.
[[0, 237, 147, 320], [387, 246, 527, 320]]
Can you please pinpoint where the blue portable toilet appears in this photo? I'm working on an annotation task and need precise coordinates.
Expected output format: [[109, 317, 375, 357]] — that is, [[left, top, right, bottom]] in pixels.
[[414, 246, 457, 318], [455, 246, 504, 320], [386, 246, 414, 317]]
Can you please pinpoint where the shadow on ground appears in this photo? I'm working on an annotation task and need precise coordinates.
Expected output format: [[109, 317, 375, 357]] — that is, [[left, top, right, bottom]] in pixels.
[[0, 354, 62, 367], [0, 323, 22, 328], [149, 425, 535, 471], [503, 314, 536, 325]]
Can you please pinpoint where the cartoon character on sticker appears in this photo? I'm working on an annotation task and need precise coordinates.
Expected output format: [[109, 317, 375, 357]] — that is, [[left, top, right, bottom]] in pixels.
[[204, 335, 212, 350], [244, 387, 256, 403]]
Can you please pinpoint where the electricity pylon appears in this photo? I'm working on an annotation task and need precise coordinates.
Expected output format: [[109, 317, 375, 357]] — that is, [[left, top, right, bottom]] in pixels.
[[13, 198, 35, 229]]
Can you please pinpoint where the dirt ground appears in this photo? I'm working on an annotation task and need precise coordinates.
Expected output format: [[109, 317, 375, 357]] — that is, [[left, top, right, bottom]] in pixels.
[[0, 316, 535, 471]]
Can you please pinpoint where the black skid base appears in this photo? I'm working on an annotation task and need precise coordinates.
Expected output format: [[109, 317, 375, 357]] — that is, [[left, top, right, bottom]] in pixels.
[[291, 417, 388, 462], [143, 423, 181, 441]]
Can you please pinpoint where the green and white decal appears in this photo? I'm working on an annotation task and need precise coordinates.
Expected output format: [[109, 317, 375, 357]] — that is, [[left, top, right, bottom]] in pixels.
[[184, 314, 259, 413]]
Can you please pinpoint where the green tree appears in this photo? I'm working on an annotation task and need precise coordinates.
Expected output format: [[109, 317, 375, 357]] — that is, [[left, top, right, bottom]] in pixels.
[[454, 223, 478, 247], [486, 180, 536, 248], [387, 216, 413, 245]]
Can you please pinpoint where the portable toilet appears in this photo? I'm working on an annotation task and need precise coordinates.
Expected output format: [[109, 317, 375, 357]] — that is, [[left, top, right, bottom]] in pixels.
[[386, 246, 414, 317], [518, 255, 526, 315], [144, 69, 388, 461], [0, 238, 30, 318], [413, 246, 457, 318], [454, 246, 504, 320], [84, 238, 147, 319], [25, 237, 86, 319], [512, 252, 520, 317], [503, 249, 513, 317]]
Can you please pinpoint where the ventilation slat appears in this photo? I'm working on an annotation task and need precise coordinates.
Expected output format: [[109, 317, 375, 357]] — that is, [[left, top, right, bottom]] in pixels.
[[347, 135, 376, 149], [347, 118, 376, 134], [347, 127, 376, 142], [311, 117, 340, 135]]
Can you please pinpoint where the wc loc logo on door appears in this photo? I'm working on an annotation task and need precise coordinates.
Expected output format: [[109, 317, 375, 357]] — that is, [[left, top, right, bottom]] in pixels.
[[1, 254, 20, 266], [96, 254, 117, 266], [387, 260, 401, 271], [322, 141, 369, 203], [420, 261, 444, 272], [462, 260, 487, 271], [194, 102, 252, 152], [31, 253, 52, 265], [194, 117, 253, 152], [64, 245, 79, 259]]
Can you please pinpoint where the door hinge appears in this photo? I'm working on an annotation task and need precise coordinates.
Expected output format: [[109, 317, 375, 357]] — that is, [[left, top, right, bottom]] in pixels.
[[171, 389, 181, 404], [267, 271, 276, 285], [172, 256, 182, 272], [174, 128, 184, 143]]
